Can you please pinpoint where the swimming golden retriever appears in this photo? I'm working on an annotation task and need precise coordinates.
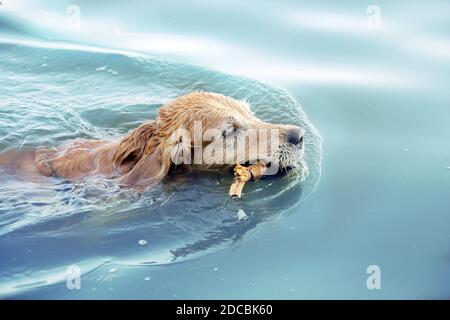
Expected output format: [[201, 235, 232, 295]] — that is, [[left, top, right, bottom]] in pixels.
[[0, 92, 305, 188]]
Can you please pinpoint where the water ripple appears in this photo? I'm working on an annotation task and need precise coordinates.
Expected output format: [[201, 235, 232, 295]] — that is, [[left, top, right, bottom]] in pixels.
[[0, 40, 322, 297]]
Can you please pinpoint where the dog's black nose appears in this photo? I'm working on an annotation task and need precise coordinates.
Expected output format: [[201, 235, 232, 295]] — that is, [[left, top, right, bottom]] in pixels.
[[287, 128, 305, 146]]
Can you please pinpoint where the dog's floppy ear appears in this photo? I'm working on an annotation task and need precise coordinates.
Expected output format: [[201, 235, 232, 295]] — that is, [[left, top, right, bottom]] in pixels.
[[168, 127, 192, 166], [113, 120, 157, 173], [118, 141, 172, 188], [118, 127, 193, 189]]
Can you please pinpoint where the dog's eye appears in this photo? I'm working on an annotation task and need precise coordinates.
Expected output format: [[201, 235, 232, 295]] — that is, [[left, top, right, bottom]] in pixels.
[[222, 125, 238, 137]]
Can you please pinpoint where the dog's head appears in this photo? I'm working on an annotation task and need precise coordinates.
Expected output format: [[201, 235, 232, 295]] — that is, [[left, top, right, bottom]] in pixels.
[[116, 92, 306, 187]]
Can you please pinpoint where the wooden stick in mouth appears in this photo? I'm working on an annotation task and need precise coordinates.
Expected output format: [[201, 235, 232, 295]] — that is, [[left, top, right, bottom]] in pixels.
[[229, 162, 268, 198]]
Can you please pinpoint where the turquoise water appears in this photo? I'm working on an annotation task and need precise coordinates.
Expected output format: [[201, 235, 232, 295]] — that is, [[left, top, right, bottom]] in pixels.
[[0, 0, 449, 299]]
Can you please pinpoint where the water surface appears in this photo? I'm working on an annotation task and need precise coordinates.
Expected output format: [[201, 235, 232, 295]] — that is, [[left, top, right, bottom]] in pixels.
[[0, 0, 449, 299]]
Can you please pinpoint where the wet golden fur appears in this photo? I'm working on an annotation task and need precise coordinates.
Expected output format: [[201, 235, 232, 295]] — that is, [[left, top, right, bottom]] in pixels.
[[0, 92, 303, 188]]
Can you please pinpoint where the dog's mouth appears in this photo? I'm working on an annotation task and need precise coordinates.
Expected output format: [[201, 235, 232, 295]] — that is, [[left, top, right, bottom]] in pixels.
[[242, 143, 305, 176]]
